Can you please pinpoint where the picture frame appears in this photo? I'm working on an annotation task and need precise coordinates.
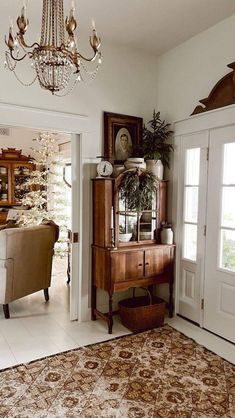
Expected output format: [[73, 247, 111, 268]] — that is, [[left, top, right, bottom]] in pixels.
[[104, 112, 143, 164]]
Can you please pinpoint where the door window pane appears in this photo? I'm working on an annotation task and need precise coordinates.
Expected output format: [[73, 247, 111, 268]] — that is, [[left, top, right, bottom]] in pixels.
[[183, 224, 197, 261], [223, 143, 235, 184], [185, 148, 200, 185], [184, 187, 199, 223], [220, 229, 235, 272], [221, 187, 235, 228]]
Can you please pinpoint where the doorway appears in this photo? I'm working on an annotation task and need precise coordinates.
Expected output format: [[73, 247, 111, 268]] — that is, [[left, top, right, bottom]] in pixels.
[[0, 101, 87, 321], [175, 115, 235, 344]]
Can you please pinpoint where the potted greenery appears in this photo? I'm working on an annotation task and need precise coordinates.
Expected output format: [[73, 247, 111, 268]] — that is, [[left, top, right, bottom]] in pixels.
[[118, 169, 158, 213], [141, 110, 173, 179]]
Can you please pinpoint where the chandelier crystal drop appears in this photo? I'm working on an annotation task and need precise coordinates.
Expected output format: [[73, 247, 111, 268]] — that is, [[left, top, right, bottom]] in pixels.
[[5, 0, 102, 95]]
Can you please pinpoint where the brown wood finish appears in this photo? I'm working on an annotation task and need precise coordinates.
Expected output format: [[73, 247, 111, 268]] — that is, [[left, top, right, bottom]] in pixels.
[[192, 61, 235, 115], [92, 178, 114, 248], [111, 250, 144, 283], [0, 211, 8, 225], [91, 177, 175, 333], [0, 148, 35, 212]]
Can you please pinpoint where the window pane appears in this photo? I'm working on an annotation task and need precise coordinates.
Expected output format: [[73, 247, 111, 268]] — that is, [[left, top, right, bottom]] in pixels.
[[184, 187, 198, 223], [220, 229, 235, 272], [185, 148, 200, 186], [221, 187, 235, 228], [223, 143, 235, 184], [183, 224, 197, 261]]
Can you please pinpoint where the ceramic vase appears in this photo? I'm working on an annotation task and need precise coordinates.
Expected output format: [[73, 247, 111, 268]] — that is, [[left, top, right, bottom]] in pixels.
[[146, 159, 164, 180]]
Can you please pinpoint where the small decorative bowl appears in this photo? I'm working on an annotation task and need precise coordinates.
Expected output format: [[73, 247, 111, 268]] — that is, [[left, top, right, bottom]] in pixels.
[[119, 233, 132, 242]]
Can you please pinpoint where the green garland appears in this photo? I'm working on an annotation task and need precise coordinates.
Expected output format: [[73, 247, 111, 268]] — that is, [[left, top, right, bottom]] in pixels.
[[119, 170, 158, 212]]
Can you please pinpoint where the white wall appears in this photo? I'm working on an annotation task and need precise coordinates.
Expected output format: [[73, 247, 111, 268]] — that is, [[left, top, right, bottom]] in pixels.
[[0, 42, 158, 319], [0, 127, 71, 160], [155, 13, 235, 303], [156, 13, 235, 122], [1, 42, 157, 158]]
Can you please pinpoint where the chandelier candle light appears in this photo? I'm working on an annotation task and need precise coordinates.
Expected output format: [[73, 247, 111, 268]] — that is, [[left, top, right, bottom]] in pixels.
[[5, 0, 102, 95]]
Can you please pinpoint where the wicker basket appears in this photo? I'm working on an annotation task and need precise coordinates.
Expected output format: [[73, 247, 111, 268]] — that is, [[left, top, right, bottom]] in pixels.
[[119, 288, 166, 333]]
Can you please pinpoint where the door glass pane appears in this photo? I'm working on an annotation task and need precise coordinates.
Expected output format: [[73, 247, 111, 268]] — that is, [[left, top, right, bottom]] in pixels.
[[183, 224, 197, 261], [185, 148, 200, 185], [223, 143, 235, 184], [220, 229, 235, 272], [221, 187, 235, 228], [184, 187, 198, 223]]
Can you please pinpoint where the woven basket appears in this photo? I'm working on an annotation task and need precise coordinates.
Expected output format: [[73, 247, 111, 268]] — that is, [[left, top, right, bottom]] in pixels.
[[119, 288, 166, 333]]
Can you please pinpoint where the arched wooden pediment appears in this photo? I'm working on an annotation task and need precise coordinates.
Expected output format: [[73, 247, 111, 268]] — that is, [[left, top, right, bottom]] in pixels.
[[191, 62, 235, 115]]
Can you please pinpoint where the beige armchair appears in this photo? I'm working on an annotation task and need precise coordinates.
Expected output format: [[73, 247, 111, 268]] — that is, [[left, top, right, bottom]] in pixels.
[[0, 224, 58, 318]]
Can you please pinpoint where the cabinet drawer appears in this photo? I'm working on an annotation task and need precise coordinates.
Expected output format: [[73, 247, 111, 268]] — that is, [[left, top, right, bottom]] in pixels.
[[111, 251, 144, 282]]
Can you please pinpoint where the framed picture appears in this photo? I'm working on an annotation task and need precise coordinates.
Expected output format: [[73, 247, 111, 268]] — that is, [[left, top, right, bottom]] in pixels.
[[104, 112, 143, 164]]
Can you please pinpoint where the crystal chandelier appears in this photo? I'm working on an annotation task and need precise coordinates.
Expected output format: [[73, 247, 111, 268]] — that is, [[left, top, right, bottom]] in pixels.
[[5, 0, 102, 95]]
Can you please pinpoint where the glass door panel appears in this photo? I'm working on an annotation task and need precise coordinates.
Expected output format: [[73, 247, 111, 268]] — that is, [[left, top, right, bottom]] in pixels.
[[183, 148, 200, 261], [219, 143, 235, 272]]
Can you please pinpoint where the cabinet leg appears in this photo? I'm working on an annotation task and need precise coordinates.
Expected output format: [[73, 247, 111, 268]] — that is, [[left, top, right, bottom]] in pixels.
[[169, 282, 174, 318], [91, 285, 97, 321], [108, 292, 113, 334]]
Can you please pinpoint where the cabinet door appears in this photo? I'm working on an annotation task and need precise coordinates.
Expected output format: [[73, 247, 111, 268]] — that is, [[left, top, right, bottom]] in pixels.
[[111, 251, 144, 282], [144, 248, 165, 277]]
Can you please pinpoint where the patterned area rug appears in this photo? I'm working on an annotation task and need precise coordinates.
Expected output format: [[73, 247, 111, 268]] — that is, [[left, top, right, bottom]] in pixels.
[[0, 325, 234, 418]]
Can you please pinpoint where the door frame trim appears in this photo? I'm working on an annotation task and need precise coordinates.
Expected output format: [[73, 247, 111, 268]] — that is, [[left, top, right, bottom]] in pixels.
[[0, 101, 89, 321], [173, 104, 235, 326]]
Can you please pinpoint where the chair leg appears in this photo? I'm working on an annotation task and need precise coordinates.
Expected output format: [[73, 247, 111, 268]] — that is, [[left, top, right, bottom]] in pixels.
[[44, 288, 49, 302], [3, 304, 10, 319]]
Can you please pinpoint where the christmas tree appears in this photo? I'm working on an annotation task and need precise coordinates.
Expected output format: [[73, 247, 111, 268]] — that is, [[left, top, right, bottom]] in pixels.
[[19, 132, 70, 257]]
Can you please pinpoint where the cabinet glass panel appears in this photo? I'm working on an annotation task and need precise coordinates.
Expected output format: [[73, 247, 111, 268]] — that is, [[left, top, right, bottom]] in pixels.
[[14, 165, 31, 204], [118, 193, 157, 242], [0, 166, 9, 203]]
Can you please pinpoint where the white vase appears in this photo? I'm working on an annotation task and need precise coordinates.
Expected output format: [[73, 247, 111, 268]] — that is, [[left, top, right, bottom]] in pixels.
[[146, 159, 164, 180], [161, 226, 173, 245]]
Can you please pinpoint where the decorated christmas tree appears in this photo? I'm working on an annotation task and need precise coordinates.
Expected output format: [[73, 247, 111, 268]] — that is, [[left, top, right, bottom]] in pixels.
[[19, 132, 70, 257]]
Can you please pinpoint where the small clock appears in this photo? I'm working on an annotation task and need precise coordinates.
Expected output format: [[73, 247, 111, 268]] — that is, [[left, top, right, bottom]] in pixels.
[[97, 161, 113, 177]]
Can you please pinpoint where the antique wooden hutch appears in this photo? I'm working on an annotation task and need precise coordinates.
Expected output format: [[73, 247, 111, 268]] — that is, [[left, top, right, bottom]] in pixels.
[[92, 173, 175, 333], [0, 148, 35, 224]]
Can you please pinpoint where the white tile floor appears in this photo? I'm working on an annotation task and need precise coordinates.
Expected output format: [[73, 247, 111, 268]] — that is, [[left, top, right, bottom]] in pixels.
[[0, 259, 234, 369], [0, 259, 130, 370]]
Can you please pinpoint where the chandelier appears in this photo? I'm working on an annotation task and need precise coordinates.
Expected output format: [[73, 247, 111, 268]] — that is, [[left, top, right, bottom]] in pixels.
[[5, 0, 102, 95]]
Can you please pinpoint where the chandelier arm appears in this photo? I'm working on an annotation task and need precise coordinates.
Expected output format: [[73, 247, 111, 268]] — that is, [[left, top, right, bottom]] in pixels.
[[75, 50, 98, 63], [9, 49, 29, 62], [18, 34, 40, 50]]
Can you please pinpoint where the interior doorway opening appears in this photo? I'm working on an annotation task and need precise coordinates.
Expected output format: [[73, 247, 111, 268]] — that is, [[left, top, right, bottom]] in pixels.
[[0, 125, 73, 321]]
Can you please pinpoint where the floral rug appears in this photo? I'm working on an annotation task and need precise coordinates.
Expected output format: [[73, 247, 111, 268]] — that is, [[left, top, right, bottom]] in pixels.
[[0, 325, 234, 418]]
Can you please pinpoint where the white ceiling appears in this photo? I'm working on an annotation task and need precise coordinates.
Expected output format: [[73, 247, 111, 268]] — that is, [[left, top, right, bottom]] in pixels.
[[3, 0, 235, 55]]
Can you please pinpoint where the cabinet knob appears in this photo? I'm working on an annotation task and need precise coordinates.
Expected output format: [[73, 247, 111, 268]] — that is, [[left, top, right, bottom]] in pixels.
[[138, 263, 143, 267], [145, 262, 149, 266]]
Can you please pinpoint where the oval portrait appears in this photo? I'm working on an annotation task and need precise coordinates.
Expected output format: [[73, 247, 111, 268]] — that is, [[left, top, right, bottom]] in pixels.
[[115, 128, 133, 161]]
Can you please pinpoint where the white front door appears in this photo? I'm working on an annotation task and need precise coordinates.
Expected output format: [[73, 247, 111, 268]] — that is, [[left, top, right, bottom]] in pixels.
[[204, 126, 235, 343], [177, 132, 208, 324]]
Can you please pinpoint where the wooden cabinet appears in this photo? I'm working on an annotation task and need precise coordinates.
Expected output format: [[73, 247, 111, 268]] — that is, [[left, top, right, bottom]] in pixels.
[[92, 176, 175, 333], [0, 148, 35, 223]]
